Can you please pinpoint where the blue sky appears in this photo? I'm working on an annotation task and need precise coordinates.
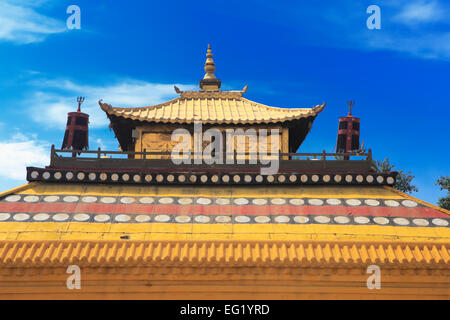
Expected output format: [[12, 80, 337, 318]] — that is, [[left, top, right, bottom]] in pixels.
[[0, 0, 448, 204]]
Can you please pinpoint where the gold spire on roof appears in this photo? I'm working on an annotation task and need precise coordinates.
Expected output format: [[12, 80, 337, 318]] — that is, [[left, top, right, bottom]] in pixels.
[[203, 44, 216, 80], [199, 44, 221, 91]]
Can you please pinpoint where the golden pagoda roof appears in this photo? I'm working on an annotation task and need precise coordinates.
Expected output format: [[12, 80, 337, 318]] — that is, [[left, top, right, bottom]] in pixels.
[[99, 44, 325, 125], [99, 95, 325, 125]]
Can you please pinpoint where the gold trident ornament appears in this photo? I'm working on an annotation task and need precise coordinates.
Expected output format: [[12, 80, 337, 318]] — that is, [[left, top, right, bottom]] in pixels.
[[77, 96, 85, 112], [347, 100, 355, 116]]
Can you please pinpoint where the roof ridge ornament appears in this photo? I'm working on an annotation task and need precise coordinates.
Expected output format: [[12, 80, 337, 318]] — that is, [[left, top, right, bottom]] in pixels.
[[199, 44, 221, 92], [347, 100, 355, 116]]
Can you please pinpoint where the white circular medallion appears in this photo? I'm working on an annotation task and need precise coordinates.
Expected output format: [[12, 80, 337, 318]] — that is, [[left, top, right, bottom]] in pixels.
[[377, 176, 384, 183], [384, 200, 400, 207], [356, 175, 364, 183], [66, 172, 74, 180], [120, 197, 135, 204], [252, 198, 268, 206], [293, 216, 309, 224], [139, 197, 154, 204], [94, 214, 110, 222], [133, 175, 141, 183], [255, 175, 263, 183], [314, 216, 331, 223], [178, 198, 193, 205], [43, 196, 60, 203], [77, 172, 85, 180], [201, 175, 208, 183], [159, 197, 174, 204], [63, 196, 80, 203], [334, 216, 350, 224], [189, 175, 197, 183], [393, 217, 410, 226], [24, 195, 40, 203], [122, 174, 130, 182], [178, 175, 186, 182], [233, 175, 241, 183], [373, 217, 390, 225], [42, 172, 51, 180], [432, 218, 449, 227], [289, 198, 304, 206], [31, 171, 39, 179], [278, 175, 286, 183], [354, 216, 370, 224], [88, 173, 96, 181], [387, 177, 395, 185], [402, 200, 418, 208], [326, 199, 342, 205], [312, 175, 319, 183], [215, 216, 232, 223], [5, 195, 21, 202], [100, 173, 108, 181], [211, 175, 219, 183], [0, 213, 11, 221], [364, 199, 380, 206], [54, 172, 62, 180], [175, 215, 191, 223], [308, 199, 324, 206], [115, 214, 131, 222], [154, 215, 171, 223], [135, 215, 151, 223], [412, 218, 429, 226], [111, 173, 119, 181], [274, 215, 290, 223], [145, 174, 153, 182], [13, 213, 30, 221], [366, 175, 374, 183], [301, 175, 308, 183], [244, 175, 252, 183], [33, 213, 50, 221], [345, 175, 353, 183], [196, 198, 212, 205], [53, 213, 69, 222], [81, 196, 97, 203], [100, 197, 116, 204], [234, 198, 249, 205], [255, 216, 270, 223], [334, 175, 342, 183], [271, 198, 286, 205], [289, 175, 297, 182], [234, 215, 251, 223], [195, 215, 210, 223], [346, 199, 362, 206], [267, 175, 275, 183], [215, 198, 230, 205], [323, 175, 330, 183], [73, 214, 90, 222]]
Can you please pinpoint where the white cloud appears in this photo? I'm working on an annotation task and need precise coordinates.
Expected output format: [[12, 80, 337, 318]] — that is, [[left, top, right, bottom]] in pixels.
[[394, 1, 444, 25], [27, 78, 196, 128], [0, 0, 65, 44], [0, 134, 49, 180]]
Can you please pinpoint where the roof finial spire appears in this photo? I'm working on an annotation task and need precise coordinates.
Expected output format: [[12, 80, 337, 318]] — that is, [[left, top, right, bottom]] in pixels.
[[347, 100, 354, 116], [203, 44, 216, 80], [77, 96, 85, 112], [200, 44, 221, 91]]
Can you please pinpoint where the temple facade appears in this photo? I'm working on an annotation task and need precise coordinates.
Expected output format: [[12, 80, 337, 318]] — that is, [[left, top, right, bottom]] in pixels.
[[0, 46, 448, 300]]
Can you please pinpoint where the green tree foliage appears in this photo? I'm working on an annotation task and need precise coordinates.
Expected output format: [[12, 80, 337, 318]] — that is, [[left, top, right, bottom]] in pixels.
[[374, 158, 418, 194], [435, 176, 450, 210]]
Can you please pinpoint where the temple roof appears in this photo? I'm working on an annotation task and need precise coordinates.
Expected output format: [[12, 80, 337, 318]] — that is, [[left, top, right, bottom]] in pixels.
[[99, 45, 325, 125], [99, 94, 325, 125]]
